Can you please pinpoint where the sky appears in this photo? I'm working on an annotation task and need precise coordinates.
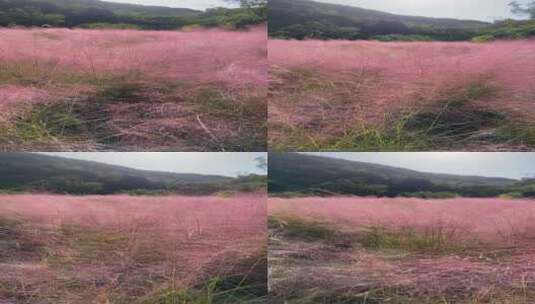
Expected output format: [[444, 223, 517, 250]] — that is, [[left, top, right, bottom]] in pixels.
[[315, 0, 531, 22], [308, 153, 535, 180], [40, 153, 266, 177], [103, 0, 238, 11]]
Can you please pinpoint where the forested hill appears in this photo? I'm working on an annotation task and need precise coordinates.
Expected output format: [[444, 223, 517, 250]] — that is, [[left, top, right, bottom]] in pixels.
[[0, 0, 266, 29], [269, 0, 535, 41], [268, 153, 535, 198], [269, 0, 490, 40], [0, 153, 264, 195]]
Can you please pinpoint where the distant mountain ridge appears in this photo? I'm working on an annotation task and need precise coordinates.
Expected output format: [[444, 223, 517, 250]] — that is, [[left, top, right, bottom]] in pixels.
[[1, 0, 201, 17], [0, 0, 266, 29], [0, 153, 235, 195], [269, 153, 519, 197], [269, 0, 492, 40]]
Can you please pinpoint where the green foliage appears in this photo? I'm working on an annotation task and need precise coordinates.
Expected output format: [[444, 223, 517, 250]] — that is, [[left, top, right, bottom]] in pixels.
[[373, 34, 433, 41], [358, 226, 465, 254], [471, 34, 495, 42], [274, 80, 535, 152], [0, 0, 266, 30], [269, 0, 488, 41], [402, 191, 458, 199], [474, 20, 535, 41], [271, 22, 363, 40], [0, 153, 266, 196], [79, 22, 141, 29], [14, 102, 88, 141], [270, 216, 336, 242], [142, 247, 267, 303], [232, 175, 268, 192], [269, 0, 535, 41], [268, 153, 529, 199]]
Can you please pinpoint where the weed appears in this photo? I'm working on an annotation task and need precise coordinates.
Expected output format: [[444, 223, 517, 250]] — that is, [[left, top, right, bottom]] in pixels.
[[269, 216, 336, 242], [357, 225, 467, 254], [271, 49, 535, 151], [55, 224, 128, 262], [188, 87, 267, 151], [0, 217, 44, 262], [404, 82, 504, 141]]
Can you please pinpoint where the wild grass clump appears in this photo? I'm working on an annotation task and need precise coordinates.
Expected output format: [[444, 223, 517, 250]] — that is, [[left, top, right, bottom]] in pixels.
[[269, 39, 535, 151], [269, 197, 535, 304], [269, 216, 336, 242], [0, 194, 266, 303], [273, 80, 535, 151], [0, 217, 45, 262], [1, 81, 267, 151], [0, 28, 267, 151], [189, 87, 267, 151], [357, 225, 466, 254], [142, 247, 267, 304]]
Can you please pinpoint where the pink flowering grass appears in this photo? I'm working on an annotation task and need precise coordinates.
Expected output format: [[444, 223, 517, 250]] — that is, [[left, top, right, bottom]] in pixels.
[[0, 27, 267, 151], [0, 193, 267, 303], [1, 27, 267, 86], [269, 197, 535, 302], [268, 39, 535, 151], [269, 196, 535, 244]]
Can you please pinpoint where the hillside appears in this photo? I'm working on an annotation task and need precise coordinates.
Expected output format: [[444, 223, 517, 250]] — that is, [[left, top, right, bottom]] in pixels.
[[268, 153, 520, 197], [13, 0, 201, 17], [0, 153, 238, 194], [269, 0, 492, 40], [0, 0, 265, 29]]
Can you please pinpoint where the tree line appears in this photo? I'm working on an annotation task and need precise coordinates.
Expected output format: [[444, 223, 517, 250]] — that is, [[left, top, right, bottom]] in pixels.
[[0, 0, 267, 30]]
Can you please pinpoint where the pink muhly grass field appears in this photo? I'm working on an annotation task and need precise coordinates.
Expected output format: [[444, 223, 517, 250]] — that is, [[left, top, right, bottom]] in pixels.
[[269, 196, 535, 300], [0, 27, 267, 151], [269, 39, 535, 119], [0, 193, 266, 254], [0, 193, 266, 298], [1, 27, 267, 87], [269, 196, 535, 244], [0, 26, 266, 114]]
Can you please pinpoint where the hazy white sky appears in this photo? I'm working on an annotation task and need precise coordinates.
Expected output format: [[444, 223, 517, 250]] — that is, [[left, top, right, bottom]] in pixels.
[[308, 153, 535, 180], [104, 0, 238, 10], [315, 0, 531, 21], [41, 153, 266, 177]]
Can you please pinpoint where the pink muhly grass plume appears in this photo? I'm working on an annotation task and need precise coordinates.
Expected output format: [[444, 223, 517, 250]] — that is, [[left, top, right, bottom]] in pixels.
[[0, 193, 267, 285], [269, 39, 535, 119], [0, 26, 267, 87], [269, 196, 535, 245], [0, 85, 49, 115]]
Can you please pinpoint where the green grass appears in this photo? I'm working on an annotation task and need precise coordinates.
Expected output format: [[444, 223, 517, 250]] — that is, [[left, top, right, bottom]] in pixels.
[[272, 80, 535, 151], [8, 98, 114, 147], [269, 215, 337, 242], [271, 115, 424, 152], [0, 61, 135, 88], [0, 59, 266, 151], [357, 225, 467, 255], [189, 87, 267, 151], [140, 248, 267, 304], [0, 217, 45, 262], [57, 224, 129, 261]]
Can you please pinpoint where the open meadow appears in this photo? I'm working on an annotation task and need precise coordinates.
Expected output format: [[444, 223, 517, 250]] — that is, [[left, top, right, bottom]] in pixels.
[[0, 26, 267, 152], [0, 193, 267, 304], [269, 39, 535, 151], [269, 197, 535, 303]]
